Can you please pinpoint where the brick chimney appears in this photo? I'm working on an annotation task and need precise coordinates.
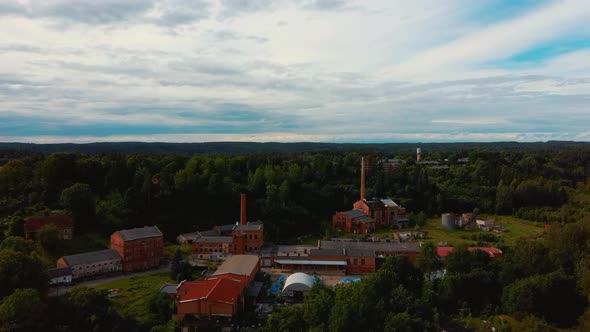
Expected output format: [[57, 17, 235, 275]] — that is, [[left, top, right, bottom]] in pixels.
[[240, 193, 247, 225], [360, 156, 366, 201]]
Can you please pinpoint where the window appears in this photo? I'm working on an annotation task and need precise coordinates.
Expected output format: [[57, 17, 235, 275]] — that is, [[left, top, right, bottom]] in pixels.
[[353, 258, 358, 265], [361, 259, 365, 265], [254, 235, 258, 239]]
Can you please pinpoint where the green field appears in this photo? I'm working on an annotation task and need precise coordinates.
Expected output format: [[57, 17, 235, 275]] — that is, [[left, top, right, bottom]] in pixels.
[[94, 272, 175, 324], [420, 214, 545, 247]]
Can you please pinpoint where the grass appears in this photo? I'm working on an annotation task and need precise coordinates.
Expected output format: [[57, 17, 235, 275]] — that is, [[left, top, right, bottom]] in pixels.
[[420, 214, 545, 247], [164, 243, 192, 260], [94, 272, 175, 324]]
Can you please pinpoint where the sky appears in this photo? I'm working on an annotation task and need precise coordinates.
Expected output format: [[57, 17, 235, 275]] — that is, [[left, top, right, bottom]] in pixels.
[[0, 0, 589, 143]]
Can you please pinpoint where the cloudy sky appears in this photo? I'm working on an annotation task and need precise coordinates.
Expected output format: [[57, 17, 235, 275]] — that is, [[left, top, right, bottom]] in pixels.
[[0, 0, 589, 143]]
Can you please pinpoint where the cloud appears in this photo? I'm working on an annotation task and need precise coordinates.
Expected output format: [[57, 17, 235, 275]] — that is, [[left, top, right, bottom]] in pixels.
[[0, 0, 212, 26], [0, 0, 588, 142]]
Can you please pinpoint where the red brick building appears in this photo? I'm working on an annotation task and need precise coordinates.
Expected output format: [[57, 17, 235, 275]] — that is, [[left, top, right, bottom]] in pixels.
[[24, 214, 74, 240], [437, 246, 503, 260], [191, 194, 264, 257], [192, 236, 233, 259], [176, 255, 260, 324], [110, 226, 163, 272], [353, 198, 409, 228], [332, 210, 375, 234]]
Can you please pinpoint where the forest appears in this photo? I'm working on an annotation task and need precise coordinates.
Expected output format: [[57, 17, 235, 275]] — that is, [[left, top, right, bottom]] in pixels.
[[1, 143, 590, 331]]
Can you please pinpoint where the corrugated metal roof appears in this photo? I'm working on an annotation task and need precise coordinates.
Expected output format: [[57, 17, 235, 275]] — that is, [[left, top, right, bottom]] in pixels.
[[193, 236, 233, 244], [116, 226, 162, 241], [320, 240, 420, 253], [61, 249, 121, 266], [212, 255, 259, 277], [275, 259, 347, 266], [47, 267, 72, 278], [282, 273, 315, 294]]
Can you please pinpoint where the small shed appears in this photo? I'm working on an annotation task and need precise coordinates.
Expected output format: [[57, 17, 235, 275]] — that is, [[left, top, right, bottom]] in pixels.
[[282, 273, 314, 297]]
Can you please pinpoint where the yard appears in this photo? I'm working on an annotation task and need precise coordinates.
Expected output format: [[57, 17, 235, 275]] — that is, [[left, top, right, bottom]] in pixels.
[[420, 214, 545, 247], [94, 272, 175, 324]]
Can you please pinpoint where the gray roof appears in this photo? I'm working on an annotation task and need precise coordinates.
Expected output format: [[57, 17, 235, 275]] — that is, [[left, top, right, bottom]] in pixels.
[[193, 236, 233, 244], [217, 224, 237, 232], [47, 267, 72, 278], [235, 223, 263, 231], [212, 255, 259, 277], [343, 210, 365, 218], [320, 240, 420, 254], [160, 284, 179, 294], [309, 248, 375, 257], [61, 249, 121, 267], [116, 226, 162, 241]]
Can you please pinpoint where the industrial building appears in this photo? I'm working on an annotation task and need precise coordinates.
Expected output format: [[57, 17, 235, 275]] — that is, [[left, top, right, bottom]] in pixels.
[[56, 249, 122, 280], [332, 157, 410, 233], [188, 194, 264, 258], [175, 255, 260, 325], [110, 226, 164, 272]]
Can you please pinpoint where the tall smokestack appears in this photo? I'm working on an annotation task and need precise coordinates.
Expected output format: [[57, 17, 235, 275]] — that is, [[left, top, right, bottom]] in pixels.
[[416, 148, 422, 162], [360, 156, 366, 200], [240, 193, 247, 225]]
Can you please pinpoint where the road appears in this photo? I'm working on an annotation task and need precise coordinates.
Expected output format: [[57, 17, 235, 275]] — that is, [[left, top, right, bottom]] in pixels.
[[48, 264, 170, 296]]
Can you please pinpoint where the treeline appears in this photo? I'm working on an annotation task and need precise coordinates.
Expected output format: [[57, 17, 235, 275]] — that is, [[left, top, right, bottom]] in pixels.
[[1, 147, 590, 243], [256, 222, 590, 331]]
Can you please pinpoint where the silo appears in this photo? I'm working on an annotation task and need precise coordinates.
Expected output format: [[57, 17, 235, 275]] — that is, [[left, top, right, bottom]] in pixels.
[[442, 213, 456, 230]]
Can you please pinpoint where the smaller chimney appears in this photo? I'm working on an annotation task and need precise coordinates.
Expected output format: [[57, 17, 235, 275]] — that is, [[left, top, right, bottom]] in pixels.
[[240, 193, 247, 226], [317, 240, 321, 249], [360, 156, 366, 200]]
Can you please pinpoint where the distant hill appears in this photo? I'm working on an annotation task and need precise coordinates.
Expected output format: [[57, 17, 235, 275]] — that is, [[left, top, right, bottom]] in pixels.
[[0, 141, 589, 155]]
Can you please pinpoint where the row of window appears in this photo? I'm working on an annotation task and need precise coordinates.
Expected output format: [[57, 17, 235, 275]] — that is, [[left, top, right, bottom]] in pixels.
[[346, 258, 367, 265]]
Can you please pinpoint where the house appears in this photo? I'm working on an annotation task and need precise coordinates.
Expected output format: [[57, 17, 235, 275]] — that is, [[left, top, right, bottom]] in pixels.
[[57, 249, 122, 280], [24, 214, 74, 240], [175, 255, 260, 325], [47, 267, 72, 285], [332, 210, 375, 234], [110, 226, 164, 272]]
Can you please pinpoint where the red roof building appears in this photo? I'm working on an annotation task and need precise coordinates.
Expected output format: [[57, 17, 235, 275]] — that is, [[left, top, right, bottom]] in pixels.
[[24, 214, 74, 240], [175, 255, 260, 324], [436, 246, 503, 259]]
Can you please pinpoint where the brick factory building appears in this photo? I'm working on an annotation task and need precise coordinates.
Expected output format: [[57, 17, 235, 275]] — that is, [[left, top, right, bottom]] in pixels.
[[24, 214, 74, 240], [332, 210, 375, 234], [110, 226, 164, 272], [190, 194, 264, 258], [176, 255, 260, 325]]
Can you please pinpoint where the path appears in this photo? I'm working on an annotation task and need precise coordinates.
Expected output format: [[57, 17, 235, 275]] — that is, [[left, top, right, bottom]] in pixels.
[[48, 264, 170, 296]]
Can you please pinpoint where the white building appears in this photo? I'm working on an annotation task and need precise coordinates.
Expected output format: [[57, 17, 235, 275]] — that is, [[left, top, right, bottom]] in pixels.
[[47, 267, 73, 285]]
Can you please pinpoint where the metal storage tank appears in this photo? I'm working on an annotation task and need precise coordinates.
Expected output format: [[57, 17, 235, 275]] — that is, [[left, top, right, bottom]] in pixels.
[[442, 213, 456, 230]]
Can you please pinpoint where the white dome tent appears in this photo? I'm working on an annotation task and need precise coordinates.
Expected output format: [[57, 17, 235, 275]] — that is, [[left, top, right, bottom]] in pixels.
[[281, 272, 315, 297]]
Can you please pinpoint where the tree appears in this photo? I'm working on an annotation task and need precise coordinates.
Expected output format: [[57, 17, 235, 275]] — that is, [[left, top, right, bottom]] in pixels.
[[148, 292, 174, 325], [0, 288, 47, 332], [303, 285, 334, 331], [38, 224, 59, 252], [169, 249, 182, 281], [0, 237, 36, 254], [417, 242, 442, 277], [60, 183, 95, 228], [502, 272, 586, 327], [0, 250, 47, 299]]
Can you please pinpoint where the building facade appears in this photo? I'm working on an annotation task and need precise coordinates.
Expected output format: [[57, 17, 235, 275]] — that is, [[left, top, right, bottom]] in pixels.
[[57, 249, 122, 280], [332, 210, 375, 234], [110, 226, 164, 272], [47, 267, 73, 285]]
